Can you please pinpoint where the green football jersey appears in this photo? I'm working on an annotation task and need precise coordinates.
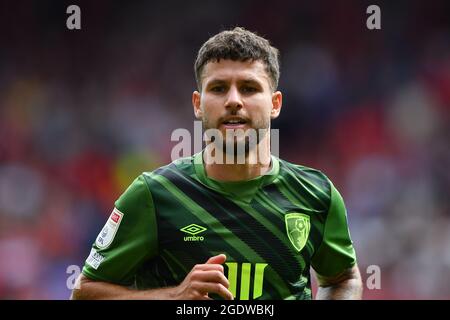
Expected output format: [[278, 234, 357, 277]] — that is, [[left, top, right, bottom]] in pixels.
[[82, 152, 357, 300]]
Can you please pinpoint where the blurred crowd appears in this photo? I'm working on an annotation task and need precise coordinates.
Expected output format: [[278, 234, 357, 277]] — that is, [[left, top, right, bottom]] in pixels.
[[0, 0, 449, 299]]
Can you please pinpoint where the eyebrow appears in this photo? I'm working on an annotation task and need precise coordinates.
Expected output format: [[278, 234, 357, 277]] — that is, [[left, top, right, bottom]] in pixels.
[[240, 78, 263, 86], [206, 79, 227, 87], [206, 78, 263, 87]]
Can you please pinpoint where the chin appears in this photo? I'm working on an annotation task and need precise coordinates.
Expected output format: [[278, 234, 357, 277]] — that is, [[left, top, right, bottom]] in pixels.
[[222, 140, 250, 156]]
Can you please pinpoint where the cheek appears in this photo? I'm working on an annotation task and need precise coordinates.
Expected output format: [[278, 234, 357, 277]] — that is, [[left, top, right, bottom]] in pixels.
[[247, 97, 273, 118], [201, 94, 220, 111], [250, 99, 273, 128], [200, 97, 220, 123], [201, 104, 217, 119]]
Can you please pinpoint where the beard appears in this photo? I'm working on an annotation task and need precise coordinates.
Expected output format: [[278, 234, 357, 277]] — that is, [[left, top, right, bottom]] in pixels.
[[202, 113, 270, 157]]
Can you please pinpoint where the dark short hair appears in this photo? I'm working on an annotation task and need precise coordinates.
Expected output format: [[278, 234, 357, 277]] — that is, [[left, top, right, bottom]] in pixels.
[[194, 27, 280, 91]]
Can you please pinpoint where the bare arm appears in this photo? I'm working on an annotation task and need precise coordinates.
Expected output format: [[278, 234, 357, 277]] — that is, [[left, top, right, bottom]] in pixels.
[[71, 254, 234, 300], [70, 274, 176, 300], [315, 265, 363, 300]]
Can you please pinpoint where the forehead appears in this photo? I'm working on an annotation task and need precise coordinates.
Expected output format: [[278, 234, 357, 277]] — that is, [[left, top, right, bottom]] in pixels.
[[202, 59, 270, 86]]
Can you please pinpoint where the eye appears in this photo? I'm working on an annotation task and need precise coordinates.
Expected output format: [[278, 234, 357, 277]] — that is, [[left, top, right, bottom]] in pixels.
[[210, 86, 226, 93], [241, 86, 258, 93]]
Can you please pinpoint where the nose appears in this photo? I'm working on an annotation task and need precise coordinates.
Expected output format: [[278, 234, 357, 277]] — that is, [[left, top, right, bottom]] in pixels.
[[224, 86, 243, 113]]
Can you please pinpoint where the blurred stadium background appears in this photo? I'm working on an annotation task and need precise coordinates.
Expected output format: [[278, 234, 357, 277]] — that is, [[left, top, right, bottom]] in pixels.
[[0, 0, 449, 299]]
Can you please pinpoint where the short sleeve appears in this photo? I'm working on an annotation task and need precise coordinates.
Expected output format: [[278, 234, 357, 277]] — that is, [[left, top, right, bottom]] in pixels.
[[82, 175, 158, 285], [311, 181, 357, 277]]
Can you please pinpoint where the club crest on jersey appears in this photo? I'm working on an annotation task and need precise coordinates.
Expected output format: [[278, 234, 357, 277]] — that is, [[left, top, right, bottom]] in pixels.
[[95, 208, 124, 249], [285, 213, 310, 252]]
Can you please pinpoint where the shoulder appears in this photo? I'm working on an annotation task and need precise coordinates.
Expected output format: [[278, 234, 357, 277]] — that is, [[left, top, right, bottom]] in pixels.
[[141, 155, 195, 182], [276, 157, 335, 211], [277, 158, 332, 193]]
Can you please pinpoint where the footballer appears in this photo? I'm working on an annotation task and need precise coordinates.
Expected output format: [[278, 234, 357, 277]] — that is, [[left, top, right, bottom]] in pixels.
[[71, 27, 363, 300]]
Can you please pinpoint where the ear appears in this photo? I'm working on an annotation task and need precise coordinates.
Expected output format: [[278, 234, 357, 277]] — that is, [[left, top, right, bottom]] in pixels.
[[270, 91, 282, 119], [192, 91, 202, 119]]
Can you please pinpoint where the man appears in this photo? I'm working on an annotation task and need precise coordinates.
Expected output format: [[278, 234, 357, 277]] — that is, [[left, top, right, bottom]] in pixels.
[[72, 27, 363, 300]]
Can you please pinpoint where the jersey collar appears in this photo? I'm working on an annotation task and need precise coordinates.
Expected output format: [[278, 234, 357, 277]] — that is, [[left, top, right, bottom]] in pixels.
[[192, 151, 279, 202]]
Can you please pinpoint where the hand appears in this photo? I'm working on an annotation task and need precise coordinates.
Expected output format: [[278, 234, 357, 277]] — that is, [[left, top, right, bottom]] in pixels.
[[170, 254, 233, 300]]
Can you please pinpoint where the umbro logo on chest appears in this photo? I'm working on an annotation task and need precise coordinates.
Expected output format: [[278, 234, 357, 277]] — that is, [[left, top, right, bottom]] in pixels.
[[180, 224, 207, 242]]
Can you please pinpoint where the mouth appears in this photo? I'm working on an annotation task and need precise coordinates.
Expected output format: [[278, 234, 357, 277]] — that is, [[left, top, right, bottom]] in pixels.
[[221, 117, 248, 129]]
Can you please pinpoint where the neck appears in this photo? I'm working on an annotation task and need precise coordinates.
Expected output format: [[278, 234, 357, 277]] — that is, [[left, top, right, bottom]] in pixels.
[[203, 134, 272, 182]]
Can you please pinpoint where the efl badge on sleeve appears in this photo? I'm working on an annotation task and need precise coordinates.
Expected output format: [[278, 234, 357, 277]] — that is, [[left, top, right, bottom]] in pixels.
[[285, 213, 310, 252], [95, 208, 124, 249]]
